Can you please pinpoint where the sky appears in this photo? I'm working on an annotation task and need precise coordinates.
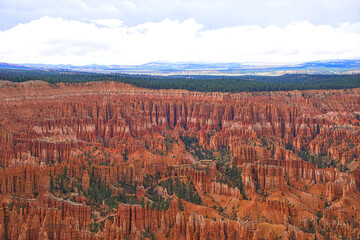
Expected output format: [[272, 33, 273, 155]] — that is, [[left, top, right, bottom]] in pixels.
[[0, 0, 359, 65]]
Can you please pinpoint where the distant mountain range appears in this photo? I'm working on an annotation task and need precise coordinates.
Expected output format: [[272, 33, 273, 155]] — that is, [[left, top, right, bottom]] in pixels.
[[0, 59, 359, 75]]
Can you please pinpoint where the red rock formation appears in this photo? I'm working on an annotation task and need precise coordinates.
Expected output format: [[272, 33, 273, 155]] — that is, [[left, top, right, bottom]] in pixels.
[[81, 170, 90, 190], [3, 195, 93, 240], [0, 81, 359, 239], [103, 202, 260, 239]]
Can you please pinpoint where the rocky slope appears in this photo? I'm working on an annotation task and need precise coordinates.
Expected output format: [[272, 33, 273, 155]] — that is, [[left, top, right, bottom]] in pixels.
[[0, 80, 360, 239]]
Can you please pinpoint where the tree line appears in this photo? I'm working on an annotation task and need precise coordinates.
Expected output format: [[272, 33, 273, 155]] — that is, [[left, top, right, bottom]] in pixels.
[[0, 68, 359, 92]]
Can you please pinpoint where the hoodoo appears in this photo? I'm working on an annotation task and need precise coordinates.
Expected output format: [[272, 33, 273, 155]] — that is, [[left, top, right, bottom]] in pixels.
[[0, 81, 360, 239]]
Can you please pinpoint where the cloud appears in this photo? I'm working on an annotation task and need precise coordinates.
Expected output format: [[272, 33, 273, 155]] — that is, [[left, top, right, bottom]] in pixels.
[[0, 0, 359, 30], [0, 17, 359, 65], [90, 19, 124, 28]]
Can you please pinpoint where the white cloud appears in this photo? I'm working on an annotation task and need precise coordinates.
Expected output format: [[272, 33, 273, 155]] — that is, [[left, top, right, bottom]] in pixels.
[[90, 19, 124, 28], [0, 17, 359, 65], [1, 0, 359, 30]]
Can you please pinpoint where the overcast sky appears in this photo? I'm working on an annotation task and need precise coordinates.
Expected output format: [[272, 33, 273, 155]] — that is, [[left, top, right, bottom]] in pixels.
[[0, 0, 359, 65]]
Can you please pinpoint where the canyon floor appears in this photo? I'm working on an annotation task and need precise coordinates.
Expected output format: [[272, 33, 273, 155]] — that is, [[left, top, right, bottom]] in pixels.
[[0, 80, 360, 240]]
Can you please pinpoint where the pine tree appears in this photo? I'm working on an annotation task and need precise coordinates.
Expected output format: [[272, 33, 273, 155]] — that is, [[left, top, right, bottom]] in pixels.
[[50, 171, 54, 191]]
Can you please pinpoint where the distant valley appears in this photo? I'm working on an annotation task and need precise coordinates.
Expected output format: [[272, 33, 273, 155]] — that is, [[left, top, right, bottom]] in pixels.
[[1, 59, 359, 76]]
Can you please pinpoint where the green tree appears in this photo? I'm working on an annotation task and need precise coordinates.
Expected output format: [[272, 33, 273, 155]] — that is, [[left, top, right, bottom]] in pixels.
[[178, 199, 184, 212]]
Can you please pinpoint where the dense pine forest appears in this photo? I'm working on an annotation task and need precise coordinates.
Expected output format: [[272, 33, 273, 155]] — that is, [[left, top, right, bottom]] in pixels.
[[0, 68, 359, 92]]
